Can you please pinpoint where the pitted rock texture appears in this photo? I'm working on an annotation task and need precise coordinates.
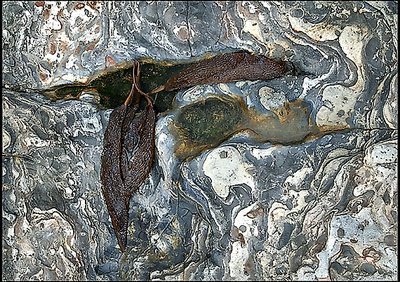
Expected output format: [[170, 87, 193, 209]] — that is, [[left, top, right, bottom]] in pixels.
[[2, 1, 397, 281]]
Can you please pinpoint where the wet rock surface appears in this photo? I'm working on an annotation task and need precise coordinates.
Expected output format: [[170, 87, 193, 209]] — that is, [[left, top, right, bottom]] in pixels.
[[2, 1, 397, 281]]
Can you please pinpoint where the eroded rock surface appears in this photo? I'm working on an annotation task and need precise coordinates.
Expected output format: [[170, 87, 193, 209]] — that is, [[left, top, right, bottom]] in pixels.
[[2, 1, 397, 281]]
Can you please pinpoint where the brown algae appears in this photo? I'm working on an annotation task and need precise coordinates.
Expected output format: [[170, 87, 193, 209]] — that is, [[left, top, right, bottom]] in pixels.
[[39, 51, 291, 111], [38, 53, 324, 162]]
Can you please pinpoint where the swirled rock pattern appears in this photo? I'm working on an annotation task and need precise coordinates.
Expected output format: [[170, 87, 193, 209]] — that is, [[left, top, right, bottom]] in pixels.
[[2, 1, 397, 281]]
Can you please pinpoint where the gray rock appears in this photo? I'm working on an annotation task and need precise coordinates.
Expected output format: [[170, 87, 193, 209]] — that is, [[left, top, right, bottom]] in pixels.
[[2, 1, 397, 281]]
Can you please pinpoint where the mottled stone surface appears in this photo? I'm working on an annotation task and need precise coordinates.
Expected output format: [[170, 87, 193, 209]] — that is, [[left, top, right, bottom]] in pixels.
[[2, 1, 398, 281]]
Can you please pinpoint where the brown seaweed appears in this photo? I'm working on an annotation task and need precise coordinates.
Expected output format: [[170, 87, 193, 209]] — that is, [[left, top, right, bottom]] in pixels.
[[149, 51, 291, 94], [100, 51, 293, 252], [100, 61, 155, 251]]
